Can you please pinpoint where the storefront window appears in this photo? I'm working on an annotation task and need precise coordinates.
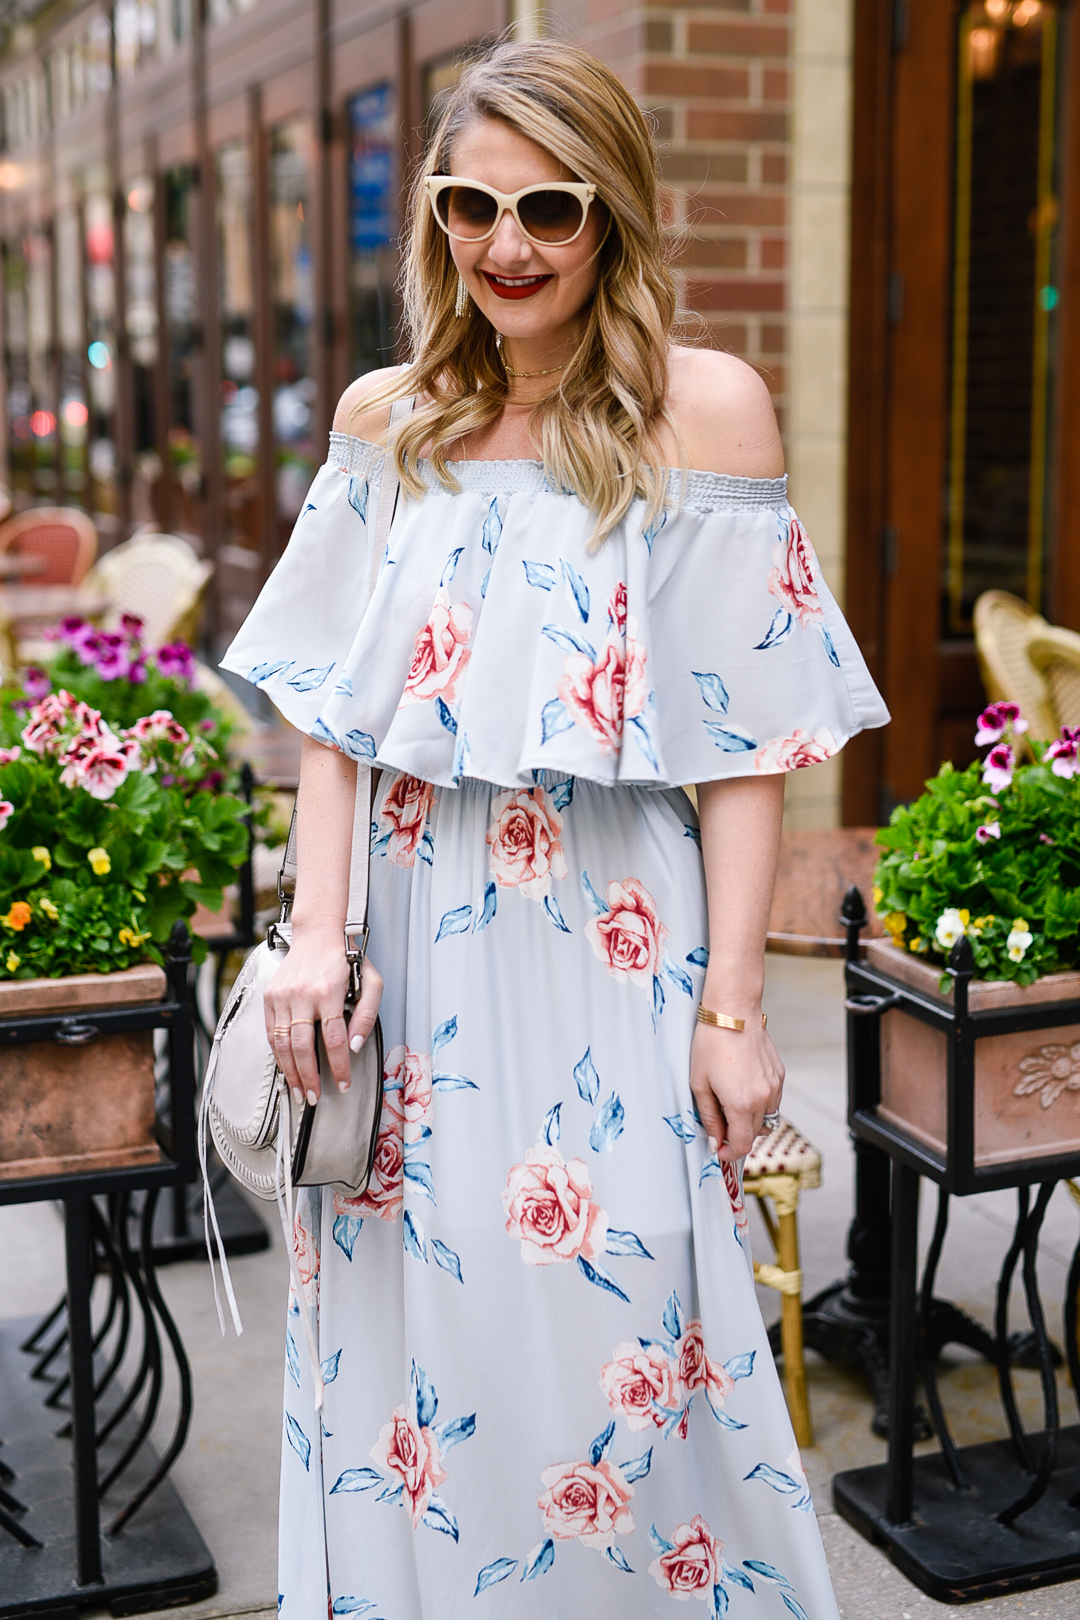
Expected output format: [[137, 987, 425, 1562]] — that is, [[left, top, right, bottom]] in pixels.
[[55, 205, 88, 502], [125, 176, 160, 524], [164, 164, 202, 534], [3, 239, 33, 501], [217, 138, 259, 549], [348, 84, 398, 378], [84, 191, 118, 525], [270, 118, 315, 542], [24, 229, 57, 499]]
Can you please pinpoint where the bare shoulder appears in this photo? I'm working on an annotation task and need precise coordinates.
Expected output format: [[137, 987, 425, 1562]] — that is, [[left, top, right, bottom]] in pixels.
[[332, 365, 405, 443], [665, 346, 785, 479]]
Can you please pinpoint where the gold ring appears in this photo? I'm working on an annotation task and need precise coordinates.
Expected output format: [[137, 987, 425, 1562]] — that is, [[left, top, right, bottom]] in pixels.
[[272, 1025, 291, 1038], [290, 1018, 316, 1027]]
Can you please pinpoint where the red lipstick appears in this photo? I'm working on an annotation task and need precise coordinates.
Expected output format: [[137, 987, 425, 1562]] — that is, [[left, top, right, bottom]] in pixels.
[[481, 271, 553, 300]]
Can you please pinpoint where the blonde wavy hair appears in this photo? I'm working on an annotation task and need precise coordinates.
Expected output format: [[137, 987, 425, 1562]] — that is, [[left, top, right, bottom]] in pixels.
[[354, 40, 680, 547]]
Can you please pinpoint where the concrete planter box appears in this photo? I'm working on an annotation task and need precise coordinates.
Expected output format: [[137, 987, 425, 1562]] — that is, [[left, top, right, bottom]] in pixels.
[[867, 938, 1080, 1171], [0, 964, 168, 1182]]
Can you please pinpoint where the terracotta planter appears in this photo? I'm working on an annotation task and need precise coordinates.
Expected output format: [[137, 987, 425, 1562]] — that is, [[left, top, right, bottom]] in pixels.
[[867, 938, 1080, 1170], [0, 963, 167, 1182]]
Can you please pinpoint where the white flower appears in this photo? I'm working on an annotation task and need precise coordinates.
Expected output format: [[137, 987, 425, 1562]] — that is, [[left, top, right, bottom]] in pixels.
[[1007, 922, 1033, 963], [935, 908, 969, 950]]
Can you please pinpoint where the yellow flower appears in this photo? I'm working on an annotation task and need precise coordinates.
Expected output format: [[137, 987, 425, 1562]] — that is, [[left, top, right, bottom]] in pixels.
[[39, 896, 59, 920], [118, 926, 151, 949], [958, 909, 970, 926], [1012, 917, 1028, 932], [2, 901, 32, 931], [872, 885, 883, 908], [5, 952, 18, 971], [87, 848, 111, 876], [31, 846, 51, 870], [909, 936, 929, 953], [883, 911, 907, 944]]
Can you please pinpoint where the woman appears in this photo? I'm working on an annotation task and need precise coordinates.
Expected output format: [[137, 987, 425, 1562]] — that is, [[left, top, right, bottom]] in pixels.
[[223, 40, 887, 1620]]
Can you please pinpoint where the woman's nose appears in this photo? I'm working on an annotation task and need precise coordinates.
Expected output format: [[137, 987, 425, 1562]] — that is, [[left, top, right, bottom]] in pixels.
[[486, 209, 532, 268]]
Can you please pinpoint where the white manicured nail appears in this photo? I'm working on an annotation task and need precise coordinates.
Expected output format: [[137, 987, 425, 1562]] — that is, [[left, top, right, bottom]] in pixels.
[[350, 1035, 364, 1054], [707, 1136, 718, 1154], [306, 1089, 318, 1107], [338, 1080, 350, 1094]]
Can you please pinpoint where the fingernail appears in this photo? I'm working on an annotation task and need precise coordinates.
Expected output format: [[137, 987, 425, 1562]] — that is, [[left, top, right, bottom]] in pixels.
[[708, 1136, 718, 1153], [338, 1080, 350, 1094], [349, 1035, 364, 1054], [291, 1087, 302, 1107], [306, 1089, 318, 1107]]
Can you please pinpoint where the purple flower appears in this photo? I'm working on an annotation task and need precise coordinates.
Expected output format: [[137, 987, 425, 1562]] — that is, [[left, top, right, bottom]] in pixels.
[[21, 666, 52, 701], [93, 632, 130, 681], [982, 742, 1015, 794], [975, 701, 1028, 746], [975, 820, 1001, 844], [120, 612, 145, 641], [127, 655, 148, 684], [1045, 726, 1080, 779], [155, 641, 196, 685]]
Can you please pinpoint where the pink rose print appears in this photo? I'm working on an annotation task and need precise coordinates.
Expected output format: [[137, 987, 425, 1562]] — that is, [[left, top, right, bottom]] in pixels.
[[370, 1405, 448, 1527], [538, 1458, 635, 1549], [722, 1160, 750, 1241], [676, 1324, 736, 1406], [292, 1211, 319, 1306], [767, 517, 823, 629], [558, 643, 626, 753], [502, 1144, 608, 1265], [754, 726, 839, 775], [346, 1093, 405, 1222], [486, 786, 568, 900], [600, 1342, 683, 1431], [379, 774, 434, 867], [383, 1044, 433, 1143], [401, 589, 473, 705], [585, 876, 669, 987], [649, 1515, 724, 1600], [607, 581, 628, 636]]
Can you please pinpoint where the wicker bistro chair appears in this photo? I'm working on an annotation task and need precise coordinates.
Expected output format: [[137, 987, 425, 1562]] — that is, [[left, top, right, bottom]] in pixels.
[[1027, 623, 1080, 732], [82, 533, 213, 649], [0, 506, 98, 585], [973, 589, 1058, 741]]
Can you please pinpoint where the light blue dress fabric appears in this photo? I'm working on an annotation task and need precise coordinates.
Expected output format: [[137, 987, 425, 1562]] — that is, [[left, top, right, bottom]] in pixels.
[[222, 437, 887, 1620]]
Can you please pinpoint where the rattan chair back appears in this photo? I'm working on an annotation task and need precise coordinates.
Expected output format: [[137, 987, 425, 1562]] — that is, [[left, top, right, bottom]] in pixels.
[[972, 590, 1058, 740]]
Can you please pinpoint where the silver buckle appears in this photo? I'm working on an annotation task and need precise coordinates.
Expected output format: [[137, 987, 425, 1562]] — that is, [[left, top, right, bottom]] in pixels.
[[344, 922, 368, 964]]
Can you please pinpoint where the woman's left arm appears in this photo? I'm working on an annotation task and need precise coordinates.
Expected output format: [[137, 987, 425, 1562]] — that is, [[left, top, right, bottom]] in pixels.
[[691, 774, 786, 1161]]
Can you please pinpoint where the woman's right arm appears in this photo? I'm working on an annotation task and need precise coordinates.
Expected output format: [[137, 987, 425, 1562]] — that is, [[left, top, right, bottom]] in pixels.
[[263, 734, 384, 1105]]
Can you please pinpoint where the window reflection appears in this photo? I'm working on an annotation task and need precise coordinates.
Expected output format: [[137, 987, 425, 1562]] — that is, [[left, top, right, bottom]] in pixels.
[[217, 138, 259, 549], [125, 176, 161, 525], [4, 238, 33, 501], [25, 229, 57, 500], [270, 118, 315, 541], [348, 84, 398, 378], [55, 206, 88, 502], [84, 191, 119, 529], [164, 165, 201, 534]]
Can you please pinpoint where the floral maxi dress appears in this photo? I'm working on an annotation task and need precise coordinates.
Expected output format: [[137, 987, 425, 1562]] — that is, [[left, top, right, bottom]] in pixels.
[[222, 435, 888, 1620]]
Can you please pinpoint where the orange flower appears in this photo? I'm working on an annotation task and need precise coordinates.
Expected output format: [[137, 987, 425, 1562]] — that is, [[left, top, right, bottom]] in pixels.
[[2, 901, 32, 931]]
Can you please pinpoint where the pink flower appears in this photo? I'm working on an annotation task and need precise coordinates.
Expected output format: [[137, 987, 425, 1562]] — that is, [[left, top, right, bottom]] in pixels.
[[649, 1515, 724, 1600], [486, 786, 567, 900], [585, 876, 668, 987], [156, 641, 196, 684], [558, 644, 627, 753], [371, 1406, 447, 1527], [94, 632, 131, 680], [131, 710, 190, 746], [350, 1095, 406, 1222], [379, 774, 435, 867], [538, 1457, 635, 1549], [502, 1144, 608, 1265], [975, 821, 1001, 844], [600, 1342, 683, 1430], [723, 1160, 749, 1240], [0, 747, 21, 765], [0, 800, 13, 831], [21, 690, 81, 755], [292, 1212, 319, 1307], [383, 1045, 432, 1143], [608, 581, 628, 635], [982, 742, 1015, 793], [754, 727, 839, 774], [975, 701, 1028, 746], [675, 1324, 735, 1406], [766, 517, 823, 628], [21, 666, 50, 701], [64, 745, 133, 800], [623, 617, 648, 721], [1045, 726, 1080, 779], [401, 590, 473, 705]]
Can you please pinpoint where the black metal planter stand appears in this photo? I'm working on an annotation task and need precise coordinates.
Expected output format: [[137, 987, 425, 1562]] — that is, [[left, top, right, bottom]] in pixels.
[[831, 900, 1080, 1603], [0, 927, 217, 1618]]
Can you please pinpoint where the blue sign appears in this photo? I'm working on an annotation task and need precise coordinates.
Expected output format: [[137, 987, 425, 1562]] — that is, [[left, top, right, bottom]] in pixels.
[[350, 84, 396, 251]]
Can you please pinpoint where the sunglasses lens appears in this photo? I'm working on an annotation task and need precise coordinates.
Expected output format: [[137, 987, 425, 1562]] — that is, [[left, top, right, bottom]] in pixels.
[[437, 185, 499, 239], [517, 189, 586, 243]]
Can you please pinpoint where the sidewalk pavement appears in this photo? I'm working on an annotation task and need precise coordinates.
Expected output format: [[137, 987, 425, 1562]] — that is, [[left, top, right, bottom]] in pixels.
[[2, 955, 1078, 1619]]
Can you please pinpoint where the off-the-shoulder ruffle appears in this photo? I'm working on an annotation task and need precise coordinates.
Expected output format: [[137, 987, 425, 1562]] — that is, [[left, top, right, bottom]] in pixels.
[[220, 436, 888, 790]]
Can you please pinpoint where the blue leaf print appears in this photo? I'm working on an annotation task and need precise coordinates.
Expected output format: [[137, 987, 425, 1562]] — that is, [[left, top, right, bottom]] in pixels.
[[577, 1255, 630, 1303], [311, 717, 344, 750], [431, 1239, 464, 1283], [819, 624, 840, 667], [440, 547, 464, 586], [480, 568, 491, 599], [343, 729, 377, 760], [560, 558, 590, 622], [722, 1560, 755, 1592], [540, 697, 574, 744], [285, 1330, 300, 1388], [431, 1413, 475, 1451], [520, 1539, 555, 1581], [452, 727, 470, 782], [605, 1228, 653, 1260], [626, 714, 658, 769], [435, 696, 458, 734], [475, 1559, 518, 1594], [403, 1159, 436, 1203], [523, 560, 557, 590], [403, 1209, 427, 1262], [371, 830, 392, 857], [551, 777, 575, 811], [431, 1016, 457, 1056], [321, 1350, 342, 1385], [287, 664, 334, 693], [303, 502, 317, 514], [606, 1547, 633, 1573], [692, 671, 731, 714], [543, 894, 571, 933], [652, 974, 666, 1022], [744, 1463, 802, 1494], [755, 606, 795, 650], [686, 946, 710, 968], [620, 1447, 652, 1483], [573, 1047, 600, 1104], [482, 497, 503, 554], [473, 881, 497, 933], [332, 1599, 377, 1616], [540, 1103, 562, 1145], [248, 659, 292, 684], [580, 871, 609, 918], [541, 624, 597, 659], [661, 951, 694, 996], [703, 719, 758, 752], [435, 905, 473, 942], [711, 1404, 747, 1433], [700, 1153, 724, 1186], [743, 1560, 794, 1591], [642, 510, 667, 554], [410, 1360, 438, 1429], [422, 1496, 459, 1540], [663, 1113, 698, 1144], [781, 1593, 812, 1620], [330, 1467, 383, 1494], [712, 1585, 729, 1619], [347, 476, 368, 521], [589, 1093, 625, 1153], [334, 674, 354, 697], [376, 1483, 404, 1505], [589, 1421, 616, 1465], [649, 1524, 676, 1554], [683, 822, 702, 848], [432, 1073, 478, 1091], [724, 1351, 756, 1381], [285, 1413, 311, 1471], [418, 828, 434, 866], [662, 1291, 685, 1340]]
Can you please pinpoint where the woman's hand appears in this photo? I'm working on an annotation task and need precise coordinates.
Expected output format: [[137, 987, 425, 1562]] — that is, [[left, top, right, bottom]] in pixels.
[[263, 927, 384, 1106], [688, 1019, 784, 1162]]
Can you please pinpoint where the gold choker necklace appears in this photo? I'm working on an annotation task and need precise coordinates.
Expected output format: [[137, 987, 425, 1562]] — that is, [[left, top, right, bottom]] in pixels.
[[503, 361, 568, 379]]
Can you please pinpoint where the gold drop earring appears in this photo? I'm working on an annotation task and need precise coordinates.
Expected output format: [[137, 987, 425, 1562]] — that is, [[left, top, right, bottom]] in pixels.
[[455, 275, 470, 319]]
